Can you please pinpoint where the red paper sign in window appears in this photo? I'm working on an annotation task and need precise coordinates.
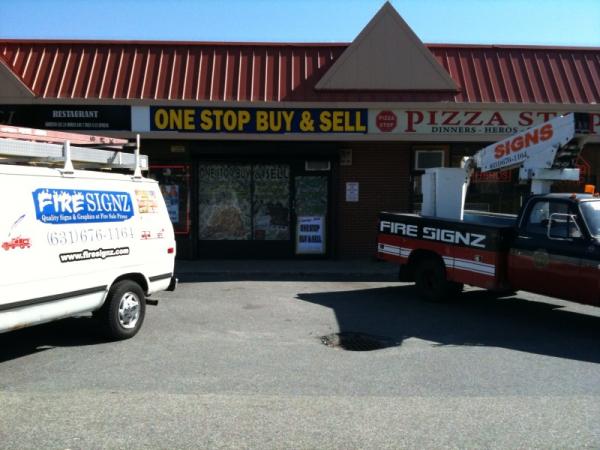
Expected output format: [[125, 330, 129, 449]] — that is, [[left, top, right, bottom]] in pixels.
[[471, 170, 512, 183], [577, 156, 591, 183]]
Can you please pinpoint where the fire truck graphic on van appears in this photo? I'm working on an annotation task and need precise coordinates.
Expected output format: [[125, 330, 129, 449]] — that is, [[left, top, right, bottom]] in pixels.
[[2, 237, 31, 251], [2, 214, 31, 251]]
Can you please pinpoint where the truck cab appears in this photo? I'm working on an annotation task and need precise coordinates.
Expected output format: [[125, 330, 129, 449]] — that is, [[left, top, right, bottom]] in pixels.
[[509, 194, 600, 305]]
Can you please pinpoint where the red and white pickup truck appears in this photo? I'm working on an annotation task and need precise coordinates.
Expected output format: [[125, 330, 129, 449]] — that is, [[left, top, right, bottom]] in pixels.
[[376, 113, 600, 305], [377, 193, 600, 304]]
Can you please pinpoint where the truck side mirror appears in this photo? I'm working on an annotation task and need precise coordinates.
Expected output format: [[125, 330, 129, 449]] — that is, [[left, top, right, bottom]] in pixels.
[[548, 213, 582, 240]]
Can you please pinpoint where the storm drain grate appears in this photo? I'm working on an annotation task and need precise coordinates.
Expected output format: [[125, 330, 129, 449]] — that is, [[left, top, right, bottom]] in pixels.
[[320, 332, 396, 351]]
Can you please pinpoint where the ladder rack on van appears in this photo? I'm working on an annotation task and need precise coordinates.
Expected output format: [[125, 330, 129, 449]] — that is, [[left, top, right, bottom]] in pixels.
[[0, 126, 147, 175]]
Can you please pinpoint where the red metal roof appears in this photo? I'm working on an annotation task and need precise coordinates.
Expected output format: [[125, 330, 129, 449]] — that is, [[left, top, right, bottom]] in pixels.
[[1, 39, 599, 104]]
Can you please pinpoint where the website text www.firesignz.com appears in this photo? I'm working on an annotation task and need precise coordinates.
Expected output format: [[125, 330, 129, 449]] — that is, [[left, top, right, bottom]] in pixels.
[[59, 247, 130, 263]]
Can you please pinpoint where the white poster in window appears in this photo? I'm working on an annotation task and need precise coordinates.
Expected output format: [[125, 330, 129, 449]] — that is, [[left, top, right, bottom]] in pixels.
[[296, 216, 325, 254], [346, 182, 359, 202], [161, 185, 180, 223]]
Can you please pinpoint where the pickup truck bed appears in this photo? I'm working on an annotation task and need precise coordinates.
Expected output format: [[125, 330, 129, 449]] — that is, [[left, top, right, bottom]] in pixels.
[[377, 210, 516, 291], [378, 194, 600, 306], [463, 211, 517, 227]]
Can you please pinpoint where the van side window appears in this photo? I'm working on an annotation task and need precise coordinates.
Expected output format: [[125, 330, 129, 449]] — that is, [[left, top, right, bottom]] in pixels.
[[525, 200, 568, 236]]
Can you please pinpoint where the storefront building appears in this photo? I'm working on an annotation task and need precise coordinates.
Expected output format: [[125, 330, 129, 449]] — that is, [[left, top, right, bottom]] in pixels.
[[1, 3, 599, 259]]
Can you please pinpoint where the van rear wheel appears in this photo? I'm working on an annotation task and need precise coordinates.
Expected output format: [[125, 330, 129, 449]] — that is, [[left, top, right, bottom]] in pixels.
[[100, 280, 146, 340], [414, 257, 462, 302]]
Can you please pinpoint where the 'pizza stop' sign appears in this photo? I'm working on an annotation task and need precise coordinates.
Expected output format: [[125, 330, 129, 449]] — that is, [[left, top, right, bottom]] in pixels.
[[376, 110, 397, 132]]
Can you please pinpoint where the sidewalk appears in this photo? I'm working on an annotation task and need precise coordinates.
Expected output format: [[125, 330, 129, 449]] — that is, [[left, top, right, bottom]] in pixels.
[[175, 258, 399, 281]]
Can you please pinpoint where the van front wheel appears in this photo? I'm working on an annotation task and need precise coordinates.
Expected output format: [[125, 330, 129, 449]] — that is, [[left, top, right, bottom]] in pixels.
[[100, 280, 146, 340]]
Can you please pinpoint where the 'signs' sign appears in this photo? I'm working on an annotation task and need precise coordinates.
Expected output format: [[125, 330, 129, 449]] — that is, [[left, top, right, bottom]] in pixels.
[[475, 114, 576, 172], [493, 124, 554, 159]]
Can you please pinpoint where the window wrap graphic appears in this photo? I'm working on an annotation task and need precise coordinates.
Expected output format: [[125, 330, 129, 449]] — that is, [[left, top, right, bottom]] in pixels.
[[33, 189, 134, 224]]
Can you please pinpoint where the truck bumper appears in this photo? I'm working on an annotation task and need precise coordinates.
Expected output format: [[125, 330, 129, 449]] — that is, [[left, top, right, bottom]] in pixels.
[[398, 264, 414, 282], [167, 275, 178, 292]]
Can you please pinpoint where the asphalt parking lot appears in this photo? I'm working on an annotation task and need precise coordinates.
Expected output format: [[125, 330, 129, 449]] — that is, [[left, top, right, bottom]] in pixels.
[[1, 268, 600, 449]]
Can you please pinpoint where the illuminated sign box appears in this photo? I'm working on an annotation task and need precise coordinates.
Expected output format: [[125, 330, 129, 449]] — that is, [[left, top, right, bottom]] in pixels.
[[150, 107, 368, 134]]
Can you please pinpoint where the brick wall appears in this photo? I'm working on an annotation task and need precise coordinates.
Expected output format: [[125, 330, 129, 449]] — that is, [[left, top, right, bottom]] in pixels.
[[336, 143, 411, 259]]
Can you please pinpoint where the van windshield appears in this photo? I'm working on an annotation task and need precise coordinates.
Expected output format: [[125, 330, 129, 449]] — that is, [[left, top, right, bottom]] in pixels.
[[580, 201, 600, 238]]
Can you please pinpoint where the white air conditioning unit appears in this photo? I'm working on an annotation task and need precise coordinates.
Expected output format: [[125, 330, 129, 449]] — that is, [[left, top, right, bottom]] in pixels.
[[305, 160, 331, 171], [414, 150, 444, 170]]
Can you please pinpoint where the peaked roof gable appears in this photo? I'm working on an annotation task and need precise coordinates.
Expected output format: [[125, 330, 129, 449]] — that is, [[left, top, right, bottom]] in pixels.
[[0, 56, 34, 99], [315, 2, 458, 91]]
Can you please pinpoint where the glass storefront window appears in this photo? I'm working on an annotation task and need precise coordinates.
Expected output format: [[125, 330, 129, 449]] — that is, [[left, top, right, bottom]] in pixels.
[[198, 164, 252, 240], [448, 144, 528, 214], [198, 163, 291, 241]]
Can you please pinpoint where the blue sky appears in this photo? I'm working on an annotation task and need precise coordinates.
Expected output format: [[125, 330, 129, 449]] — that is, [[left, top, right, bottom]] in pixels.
[[2, 0, 600, 47]]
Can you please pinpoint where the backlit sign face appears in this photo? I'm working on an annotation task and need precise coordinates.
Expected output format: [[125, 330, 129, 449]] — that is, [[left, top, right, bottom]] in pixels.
[[149, 107, 368, 133], [131, 106, 600, 138], [493, 124, 554, 160], [368, 110, 600, 136], [474, 114, 576, 172], [0, 105, 131, 130]]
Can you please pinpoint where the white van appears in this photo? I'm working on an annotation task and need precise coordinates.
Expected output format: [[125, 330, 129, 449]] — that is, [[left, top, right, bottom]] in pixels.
[[0, 128, 176, 340]]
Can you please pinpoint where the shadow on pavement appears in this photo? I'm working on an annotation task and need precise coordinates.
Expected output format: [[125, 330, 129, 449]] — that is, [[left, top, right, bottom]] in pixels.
[[297, 285, 600, 363], [4, 282, 599, 365], [0, 316, 108, 363], [177, 272, 398, 283]]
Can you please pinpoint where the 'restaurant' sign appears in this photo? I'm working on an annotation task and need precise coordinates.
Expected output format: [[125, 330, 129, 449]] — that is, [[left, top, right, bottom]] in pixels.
[[369, 109, 600, 135], [0, 105, 131, 130]]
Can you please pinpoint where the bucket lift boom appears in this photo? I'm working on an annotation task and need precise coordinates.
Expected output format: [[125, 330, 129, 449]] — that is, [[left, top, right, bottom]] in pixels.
[[421, 113, 593, 220]]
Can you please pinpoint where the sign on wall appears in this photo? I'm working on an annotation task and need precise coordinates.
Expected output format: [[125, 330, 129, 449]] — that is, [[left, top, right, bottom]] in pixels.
[[369, 109, 600, 136], [132, 106, 600, 138], [0, 105, 131, 130], [144, 106, 367, 134], [345, 182, 359, 202]]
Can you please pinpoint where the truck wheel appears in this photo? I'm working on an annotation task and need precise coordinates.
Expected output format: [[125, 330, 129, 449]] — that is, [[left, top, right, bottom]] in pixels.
[[448, 281, 464, 296], [100, 280, 146, 340], [415, 257, 459, 302]]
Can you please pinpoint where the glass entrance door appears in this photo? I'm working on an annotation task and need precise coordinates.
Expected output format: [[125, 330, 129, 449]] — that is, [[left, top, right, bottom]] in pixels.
[[294, 175, 328, 256], [252, 164, 290, 241]]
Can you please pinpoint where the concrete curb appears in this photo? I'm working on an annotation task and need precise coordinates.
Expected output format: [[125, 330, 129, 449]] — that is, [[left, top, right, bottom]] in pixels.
[[174, 260, 399, 281]]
